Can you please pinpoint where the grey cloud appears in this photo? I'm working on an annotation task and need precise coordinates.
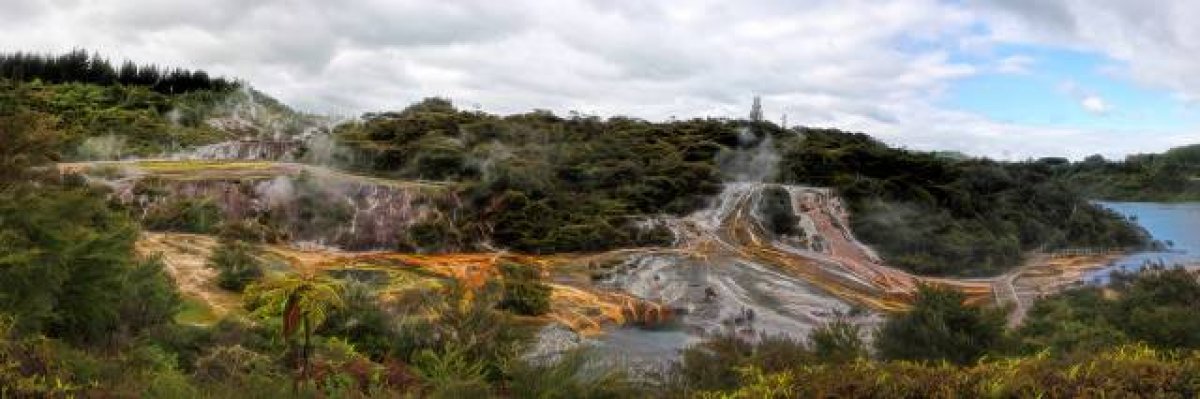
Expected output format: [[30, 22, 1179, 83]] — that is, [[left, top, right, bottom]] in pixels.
[[979, 1, 1200, 101], [1, 0, 1193, 158]]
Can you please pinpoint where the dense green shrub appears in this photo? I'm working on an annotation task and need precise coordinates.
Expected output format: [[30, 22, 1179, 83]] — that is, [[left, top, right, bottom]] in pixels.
[[319, 281, 396, 360], [411, 345, 492, 398], [758, 186, 799, 237], [875, 285, 1007, 364], [498, 262, 552, 316], [505, 349, 637, 399], [142, 197, 224, 234], [671, 332, 815, 393], [400, 217, 465, 253], [1020, 267, 1200, 353], [207, 238, 264, 292], [217, 219, 286, 244], [0, 183, 178, 345], [7, 80, 232, 158], [809, 318, 867, 363], [1057, 145, 1200, 201], [701, 344, 1200, 398]]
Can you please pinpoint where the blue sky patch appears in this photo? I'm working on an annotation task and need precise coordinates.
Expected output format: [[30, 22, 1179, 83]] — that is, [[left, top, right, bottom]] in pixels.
[[943, 44, 1200, 132]]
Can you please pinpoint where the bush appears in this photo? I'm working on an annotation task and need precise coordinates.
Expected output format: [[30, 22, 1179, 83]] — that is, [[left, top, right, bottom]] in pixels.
[[207, 239, 264, 292], [498, 262, 552, 316], [0, 184, 142, 345], [392, 283, 532, 382], [319, 281, 396, 360], [193, 344, 279, 385], [875, 285, 1007, 364], [117, 257, 181, 337], [1020, 268, 1200, 353], [809, 318, 867, 363], [702, 343, 1200, 398], [400, 217, 464, 253], [506, 349, 637, 399], [142, 198, 224, 234], [411, 345, 491, 398], [758, 186, 799, 237], [671, 332, 813, 393]]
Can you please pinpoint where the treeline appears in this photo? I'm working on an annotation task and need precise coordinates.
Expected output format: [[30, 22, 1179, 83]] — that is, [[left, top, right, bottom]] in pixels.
[[1050, 145, 1200, 201], [777, 129, 1148, 276], [0, 49, 237, 94]]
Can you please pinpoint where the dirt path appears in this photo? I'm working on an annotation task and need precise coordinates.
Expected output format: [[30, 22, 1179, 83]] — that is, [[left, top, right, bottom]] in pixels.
[[997, 252, 1122, 327], [994, 254, 1044, 328]]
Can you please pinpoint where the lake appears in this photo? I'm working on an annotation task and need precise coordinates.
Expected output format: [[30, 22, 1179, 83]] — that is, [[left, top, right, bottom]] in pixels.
[[1087, 202, 1200, 282]]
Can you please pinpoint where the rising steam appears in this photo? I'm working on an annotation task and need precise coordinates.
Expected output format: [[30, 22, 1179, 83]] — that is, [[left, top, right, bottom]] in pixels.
[[717, 127, 781, 182]]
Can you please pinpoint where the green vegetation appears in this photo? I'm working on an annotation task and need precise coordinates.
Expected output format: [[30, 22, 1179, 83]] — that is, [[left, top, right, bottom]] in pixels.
[[680, 268, 1200, 398], [1019, 267, 1200, 353], [777, 129, 1148, 276], [331, 99, 1145, 275], [245, 273, 345, 390], [3, 49, 1190, 396], [699, 343, 1200, 398], [0, 178, 178, 345], [0, 51, 257, 160], [207, 238, 266, 291], [874, 285, 1007, 364], [758, 186, 800, 237], [7, 80, 234, 158], [497, 262, 553, 316], [1054, 145, 1200, 201], [809, 318, 868, 363], [0, 49, 236, 94], [670, 331, 850, 393], [142, 196, 225, 234], [333, 98, 728, 253]]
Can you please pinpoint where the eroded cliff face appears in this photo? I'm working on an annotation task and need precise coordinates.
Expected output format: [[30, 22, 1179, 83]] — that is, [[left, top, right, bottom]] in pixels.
[[171, 139, 304, 161], [70, 161, 474, 251]]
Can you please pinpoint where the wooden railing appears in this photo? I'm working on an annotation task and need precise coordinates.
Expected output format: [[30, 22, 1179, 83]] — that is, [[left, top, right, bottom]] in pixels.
[[1047, 247, 1130, 258]]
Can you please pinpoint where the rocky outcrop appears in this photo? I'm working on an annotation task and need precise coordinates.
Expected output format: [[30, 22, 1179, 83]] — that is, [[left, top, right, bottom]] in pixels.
[[93, 162, 472, 251], [172, 139, 304, 161]]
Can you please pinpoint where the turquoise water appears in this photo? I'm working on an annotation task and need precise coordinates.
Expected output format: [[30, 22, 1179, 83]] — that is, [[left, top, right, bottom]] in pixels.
[[1087, 202, 1200, 282]]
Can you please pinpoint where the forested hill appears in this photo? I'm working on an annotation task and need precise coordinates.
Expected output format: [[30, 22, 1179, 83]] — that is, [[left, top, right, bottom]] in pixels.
[[331, 99, 1148, 277], [1050, 145, 1200, 201], [0, 48, 1148, 277], [776, 130, 1148, 275], [0, 50, 315, 159]]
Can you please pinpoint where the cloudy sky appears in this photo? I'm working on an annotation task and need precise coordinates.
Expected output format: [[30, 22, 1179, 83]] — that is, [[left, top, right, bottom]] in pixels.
[[4, 0, 1200, 159]]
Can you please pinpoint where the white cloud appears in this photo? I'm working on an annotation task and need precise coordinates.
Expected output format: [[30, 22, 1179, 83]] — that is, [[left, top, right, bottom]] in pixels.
[[995, 55, 1035, 74], [0, 0, 1193, 159], [978, 1, 1200, 104], [1058, 80, 1113, 115], [1080, 95, 1110, 115]]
